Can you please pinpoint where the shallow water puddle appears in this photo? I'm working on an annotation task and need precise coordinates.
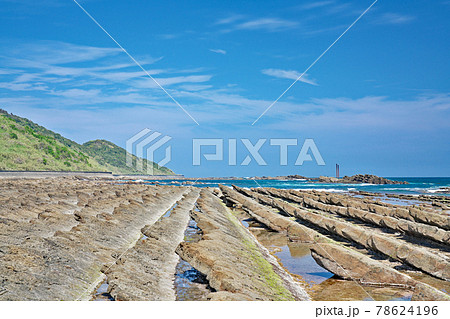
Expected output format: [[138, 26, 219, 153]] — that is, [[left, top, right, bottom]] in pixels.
[[273, 244, 334, 285], [92, 278, 114, 301], [236, 213, 414, 301], [174, 259, 211, 301], [310, 278, 412, 301], [373, 196, 422, 206], [349, 193, 423, 206], [249, 226, 334, 286], [174, 218, 212, 300], [237, 215, 333, 287], [162, 202, 178, 218], [240, 218, 251, 228]]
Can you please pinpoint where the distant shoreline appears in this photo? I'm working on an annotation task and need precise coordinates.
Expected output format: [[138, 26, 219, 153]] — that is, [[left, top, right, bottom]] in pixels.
[[0, 171, 412, 185], [0, 170, 183, 180]]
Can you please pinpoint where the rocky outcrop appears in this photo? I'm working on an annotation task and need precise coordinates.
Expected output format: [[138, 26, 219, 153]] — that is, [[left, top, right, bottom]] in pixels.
[[411, 283, 450, 301], [104, 188, 200, 301], [265, 188, 449, 245], [1, 178, 447, 301], [227, 185, 449, 299], [0, 178, 187, 300], [220, 185, 328, 243], [317, 176, 341, 183], [317, 174, 408, 185], [314, 191, 449, 231], [252, 175, 308, 180], [176, 189, 309, 301], [221, 186, 421, 288], [238, 187, 450, 281], [311, 245, 449, 301], [435, 187, 450, 194], [310, 243, 416, 287]]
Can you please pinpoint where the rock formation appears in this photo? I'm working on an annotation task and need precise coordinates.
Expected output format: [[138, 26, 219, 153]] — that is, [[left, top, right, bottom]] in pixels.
[[317, 174, 408, 184], [0, 177, 448, 301]]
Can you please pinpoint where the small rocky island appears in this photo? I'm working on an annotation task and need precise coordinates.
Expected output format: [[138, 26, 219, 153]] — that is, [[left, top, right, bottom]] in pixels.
[[316, 174, 408, 185]]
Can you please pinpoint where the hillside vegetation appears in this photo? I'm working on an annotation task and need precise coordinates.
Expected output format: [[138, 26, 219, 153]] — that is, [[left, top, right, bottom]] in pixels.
[[83, 139, 174, 175], [0, 109, 174, 175]]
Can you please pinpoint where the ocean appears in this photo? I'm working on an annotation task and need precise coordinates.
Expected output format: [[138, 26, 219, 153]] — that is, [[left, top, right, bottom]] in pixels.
[[147, 177, 450, 195]]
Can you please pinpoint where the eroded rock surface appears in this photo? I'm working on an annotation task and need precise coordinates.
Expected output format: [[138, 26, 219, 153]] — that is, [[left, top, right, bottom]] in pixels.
[[310, 243, 416, 287], [1, 177, 448, 301], [104, 188, 200, 300], [0, 178, 186, 300], [225, 185, 449, 300], [176, 189, 309, 301]]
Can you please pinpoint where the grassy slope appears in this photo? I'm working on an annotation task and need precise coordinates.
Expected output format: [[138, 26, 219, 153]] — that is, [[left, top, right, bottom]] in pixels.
[[0, 110, 174, 175], [0, 114, 105, 171], [82, 139, 174, 175]]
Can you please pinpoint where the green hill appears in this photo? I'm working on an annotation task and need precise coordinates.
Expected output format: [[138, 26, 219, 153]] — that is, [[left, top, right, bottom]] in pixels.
[[0, 109, 174, 175], [82, 139, 174, 175]]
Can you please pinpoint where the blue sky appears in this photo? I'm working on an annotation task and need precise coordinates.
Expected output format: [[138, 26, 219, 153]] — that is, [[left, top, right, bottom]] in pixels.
[[0, 0, 449, 177]]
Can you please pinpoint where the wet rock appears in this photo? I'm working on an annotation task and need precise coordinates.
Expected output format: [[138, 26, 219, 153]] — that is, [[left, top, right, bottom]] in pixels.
[[176, 189, 309, 301], [411, 283, 450, 301], [207, 291, 253, 300], [310, 243, 416, 287], [286, 192, 449, 245], [238, 187, 450, 281], [105, 188, 198, 301], [221, 185, 327, 243]]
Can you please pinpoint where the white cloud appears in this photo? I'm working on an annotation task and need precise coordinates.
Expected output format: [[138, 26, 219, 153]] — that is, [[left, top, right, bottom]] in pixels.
[[1, 41, 448, 145], [234, 18, 298, 32], [8, 41, 122, 65], [373, 13, 415, 25], [133, 75, 213, 89], [0, 40, 214, 115], [214, 15, 245, 25], [0, 68, 22, 75], [178, 84, 213, 91], [0, 81, 48, 92], [297, 1, 335, 10], [262, 68, 318, 86], [217, 16, 299, 33], [209, 49, 227, 55]]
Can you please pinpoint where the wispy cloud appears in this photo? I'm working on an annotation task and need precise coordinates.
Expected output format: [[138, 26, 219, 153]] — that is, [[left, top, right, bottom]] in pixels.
[[214, 4, 361, 37], [7, 41, 122, 65], [214, 14, 245, 25], [178, 84, 213, 91], [133, 75, 213, 89], [235, 18, 298, 32], [1, 40, 448, 151], [1, 40, 448, 148], [209, 48, 227, 55], [296, 1, 335, 11], [0, 41, 213, 105], [158, 34, 178, 40], [294, 1, 354, 19], [216, 15, 299, 33], [262, 68, 318, 86], [0, 81, 48, 92], [373, 12, 415, 25]]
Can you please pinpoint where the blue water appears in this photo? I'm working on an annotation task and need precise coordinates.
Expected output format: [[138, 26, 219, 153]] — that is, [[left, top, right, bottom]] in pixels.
[[274, 245, 334, 285], [145, 177, 450, 196]]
